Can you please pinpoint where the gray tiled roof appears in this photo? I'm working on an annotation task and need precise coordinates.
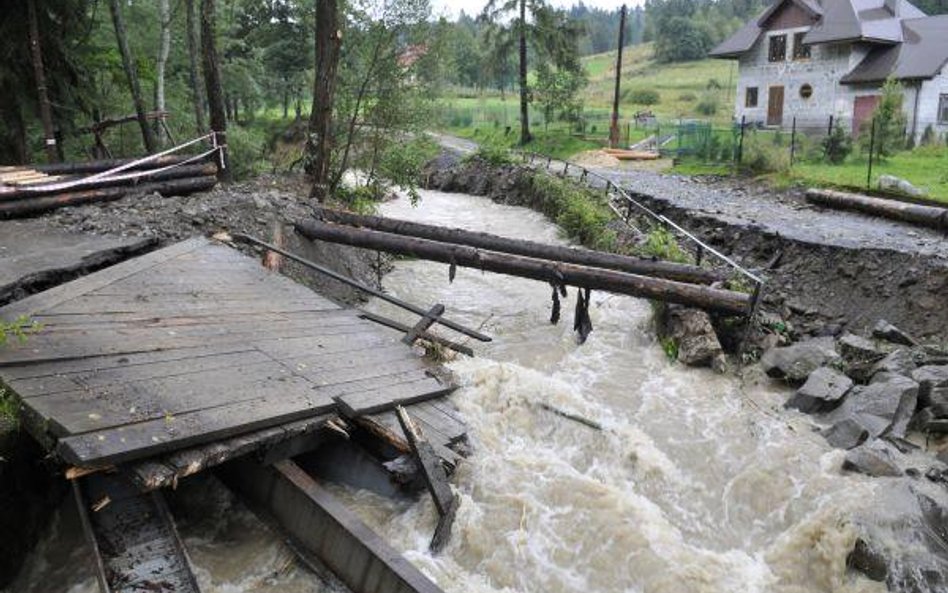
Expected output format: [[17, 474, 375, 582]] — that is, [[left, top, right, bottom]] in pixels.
[[710, 0, 929, 58], [841, 15, 948, 82]]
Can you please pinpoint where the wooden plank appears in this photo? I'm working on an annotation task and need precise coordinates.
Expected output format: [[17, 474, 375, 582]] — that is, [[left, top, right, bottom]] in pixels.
[[358, 311, 475, 356], [396, 406, 454, 517], [0, 237, 209, 319], [334, 377, 455, 417], [57, 392, 338, 465], [402, 304, 445, 345]]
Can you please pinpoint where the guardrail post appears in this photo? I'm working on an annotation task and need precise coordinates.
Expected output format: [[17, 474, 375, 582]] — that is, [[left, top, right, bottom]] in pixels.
[[604, 180, 612, 197], [696, 245, 704, 266], [867, 118, 876, 191], [737, 115, 746, 165], [580, 168, 588, 183], [625, 199, 634, 222], [790, 116, 797, 167], [546, 156, 552, 169]]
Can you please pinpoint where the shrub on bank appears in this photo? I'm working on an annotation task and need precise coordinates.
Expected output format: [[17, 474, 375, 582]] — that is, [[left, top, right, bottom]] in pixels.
[[740, 131, 790, 174], [529, 173, 617, 251]]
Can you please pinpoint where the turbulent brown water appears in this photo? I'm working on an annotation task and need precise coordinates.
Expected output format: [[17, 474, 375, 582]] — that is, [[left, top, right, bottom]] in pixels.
[[13, 188, 907, 593]]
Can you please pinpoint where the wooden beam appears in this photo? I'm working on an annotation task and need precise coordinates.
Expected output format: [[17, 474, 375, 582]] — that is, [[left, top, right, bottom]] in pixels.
[[296, 221, 752, 315], [313, 207, 723, 285], [402, 304, 445, 345], [358, 311, 474, 356]]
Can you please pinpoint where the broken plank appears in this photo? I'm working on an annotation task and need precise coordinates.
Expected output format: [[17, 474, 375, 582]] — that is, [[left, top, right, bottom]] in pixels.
[[334, 377, 455, 417], [395, 406, 454, 517]]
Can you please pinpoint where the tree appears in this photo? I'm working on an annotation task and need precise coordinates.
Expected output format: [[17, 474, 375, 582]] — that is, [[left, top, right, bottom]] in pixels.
[[185, 0, 207, 134], [154, 0, 171, 144], [305, 0, 341, 201], [26, 0, 58, 162], [201, 0, 229, 178], [107, 0, 158, 154], [860, 78, 907, 158]]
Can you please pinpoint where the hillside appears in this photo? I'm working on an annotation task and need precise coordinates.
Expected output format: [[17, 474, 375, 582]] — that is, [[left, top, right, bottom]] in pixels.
[[581, 43, 736, 121]]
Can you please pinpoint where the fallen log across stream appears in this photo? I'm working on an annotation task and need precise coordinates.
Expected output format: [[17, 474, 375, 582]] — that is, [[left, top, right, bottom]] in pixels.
[[314, 207, 723, 284], [295, 220, 753, 316], [805, 188, 948, 232]]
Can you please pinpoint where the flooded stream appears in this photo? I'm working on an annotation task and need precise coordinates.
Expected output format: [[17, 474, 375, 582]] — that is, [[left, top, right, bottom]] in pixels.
[[11, 189, 913, 593]]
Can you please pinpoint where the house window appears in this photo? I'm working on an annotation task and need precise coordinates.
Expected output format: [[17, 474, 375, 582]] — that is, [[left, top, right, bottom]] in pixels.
[[940, 94, 948, 124], [793, 32, 811, 60], [746, 87, 759, 107], [769, 34, 787, 62], [800, 84, 813, 99]]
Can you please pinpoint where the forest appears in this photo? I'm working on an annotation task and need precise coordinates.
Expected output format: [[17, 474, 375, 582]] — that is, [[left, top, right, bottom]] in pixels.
[[5, 0, 948, 194]]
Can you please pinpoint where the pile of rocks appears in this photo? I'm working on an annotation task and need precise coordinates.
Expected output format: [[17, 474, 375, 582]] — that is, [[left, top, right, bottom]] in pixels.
[[761, 319, 948, 590]]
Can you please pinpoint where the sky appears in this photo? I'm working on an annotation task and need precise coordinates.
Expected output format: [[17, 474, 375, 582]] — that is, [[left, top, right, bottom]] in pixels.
[[430, 0, 638, 20]]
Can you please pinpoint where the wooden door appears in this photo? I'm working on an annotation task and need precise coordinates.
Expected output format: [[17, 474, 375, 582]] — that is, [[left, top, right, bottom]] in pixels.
[[767, 86, 784, 126], [853, 95, 881, 136]]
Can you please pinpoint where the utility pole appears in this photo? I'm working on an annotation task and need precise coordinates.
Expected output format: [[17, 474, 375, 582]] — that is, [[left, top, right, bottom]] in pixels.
[[609, 5, 627, 149]]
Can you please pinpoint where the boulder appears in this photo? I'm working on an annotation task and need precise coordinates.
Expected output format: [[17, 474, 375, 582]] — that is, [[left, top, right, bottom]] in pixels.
[[879, 174, 926, 197], [870, 349, 917, 378], [824, 374, 919, 438], [911, 365, 948, 408], [872, 319, 918, 347], [785, 366, 853, 413], [847, 538, 888, 582], [838, 333, 886, 364], [661, 307, 724, 368], [760, 337, 839, 383], [842, 440, 903, 477], [822, 418, 870, 449]]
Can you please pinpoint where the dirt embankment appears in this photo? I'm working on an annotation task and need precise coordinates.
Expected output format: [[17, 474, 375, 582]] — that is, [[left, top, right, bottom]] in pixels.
[[422, 153, 948, 347]]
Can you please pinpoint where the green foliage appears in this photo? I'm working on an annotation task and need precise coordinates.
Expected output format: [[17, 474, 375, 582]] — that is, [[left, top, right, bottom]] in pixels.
[[821, 123, 853, 165], [859, 79, 907, 158], [625, 88, 661, 105], [640, 226, 691, 264], [740, 131, 790, 174], [654, 16, 713, 62], [334, 184, 380, 215], [0, 316, 40, 348], [695, 91, 719, 116], [469, 136, 516, 166], [225, 126, 268, 180], [920, 124, 937, 147], [529, 173, 617, 250], [660, 336, 679, 362], [678, 92, 697, 102]]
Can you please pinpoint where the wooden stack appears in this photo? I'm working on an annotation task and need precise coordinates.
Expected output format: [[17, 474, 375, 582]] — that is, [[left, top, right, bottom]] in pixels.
[[0, 155, 218, 219]]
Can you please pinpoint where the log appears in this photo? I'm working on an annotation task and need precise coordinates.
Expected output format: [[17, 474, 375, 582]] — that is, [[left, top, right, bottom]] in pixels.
[[32, 155, 191, 176], [0, 175, 217, 219], [805, 188, 948, 232], [0, 163, 217, 200], [295, 221, 752, 315], [314, 207, 722, 285]]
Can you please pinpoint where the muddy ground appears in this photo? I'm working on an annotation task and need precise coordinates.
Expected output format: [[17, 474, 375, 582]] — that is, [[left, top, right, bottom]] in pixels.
[[422, 152, 948, 347]]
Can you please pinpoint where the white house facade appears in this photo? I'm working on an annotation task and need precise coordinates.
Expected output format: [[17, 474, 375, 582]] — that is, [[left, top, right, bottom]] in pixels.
[[710, 0, 948, 140]]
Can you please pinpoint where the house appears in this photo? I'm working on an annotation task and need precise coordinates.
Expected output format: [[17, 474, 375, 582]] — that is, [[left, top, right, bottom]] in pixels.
[[709, 0, 948, 139]]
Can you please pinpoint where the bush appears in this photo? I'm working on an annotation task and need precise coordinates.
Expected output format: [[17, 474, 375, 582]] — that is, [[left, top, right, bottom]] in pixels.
[[821, 124, 852, 164], [468, 136, 514, 167], [640, 226, 691, 264], [858, 78, 907, 158], [740, 131, 790, 174], [626, 88, 661, 106], [529, 173, 617, 250], [226, 126, 267, 180], [920, 124, 936, 147], [695, 92, 719, 116]]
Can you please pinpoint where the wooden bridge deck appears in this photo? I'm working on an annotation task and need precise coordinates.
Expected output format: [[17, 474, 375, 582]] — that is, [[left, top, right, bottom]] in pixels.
[[0, 237, 456, 468]]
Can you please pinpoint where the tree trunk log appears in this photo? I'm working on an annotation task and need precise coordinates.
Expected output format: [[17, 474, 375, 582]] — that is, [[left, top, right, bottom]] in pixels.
[[108, 0, 158, 154], [1, 163, 216, 199], [185, 0, 207, 135], [805, 188, 948, 231], [306, 0, 341, 201], [314, 207, 724, 284], [26, 0, 59, 163], [155, 0, 171, 144], [200, 0, 229, 179], [296, 221, 752, 315], [0, 176, 217, 219], [517, 0, 531, 145]]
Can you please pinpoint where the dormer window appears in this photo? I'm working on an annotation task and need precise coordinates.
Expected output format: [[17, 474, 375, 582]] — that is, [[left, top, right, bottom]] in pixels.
[[793, 32, 811, 60], [769, 34, 787, 62]]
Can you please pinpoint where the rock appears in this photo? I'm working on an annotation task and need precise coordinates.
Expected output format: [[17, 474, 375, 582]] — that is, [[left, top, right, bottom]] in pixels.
[[822, 418, 870, 449], [912, 365, 948, 408], [661, 306, 723, 368], [760, 337, 839, 383], [842, 440, 903, 477], [785, 366, 853, 413], [824, 374, 919, 438], [879, 174, 926, 197], [870, 349, 916, 377], [838, 333, 886, 363], [847, 538, 888, 581], [872, 319, 918, 347]]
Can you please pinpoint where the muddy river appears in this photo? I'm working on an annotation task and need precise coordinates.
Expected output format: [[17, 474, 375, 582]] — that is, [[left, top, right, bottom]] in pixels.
[[12, 189, 903, 593]]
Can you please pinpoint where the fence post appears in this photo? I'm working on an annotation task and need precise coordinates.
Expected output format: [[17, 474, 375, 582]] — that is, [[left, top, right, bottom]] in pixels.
[[790, 116, 797, 167], [626, 122, 631, 146], [867, 118, 877, 191], [737, 115, 746, 165], [827, 114, 834, 137], [563, 162, 569, 176], [605, 180, 612, 197]]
